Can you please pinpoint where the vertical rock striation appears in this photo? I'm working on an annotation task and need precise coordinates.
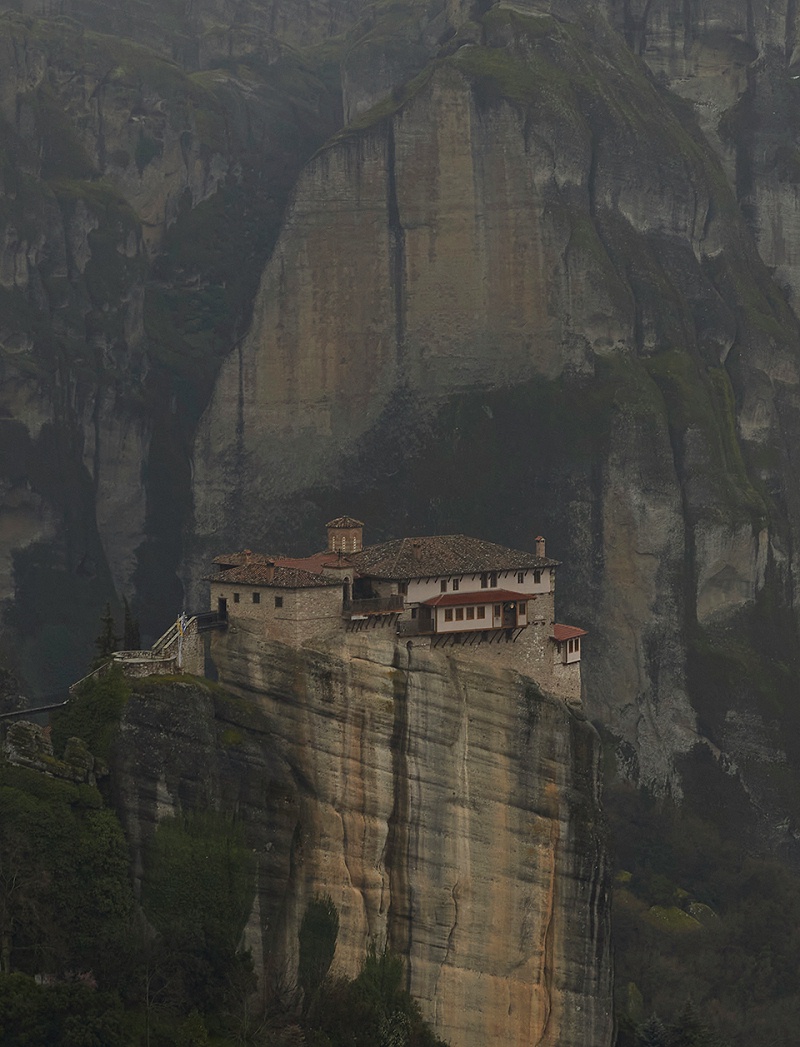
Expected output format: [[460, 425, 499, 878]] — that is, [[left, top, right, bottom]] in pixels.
[[110, 629, 613, 1047]]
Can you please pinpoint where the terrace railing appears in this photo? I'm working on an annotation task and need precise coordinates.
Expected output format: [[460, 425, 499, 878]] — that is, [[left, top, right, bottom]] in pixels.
[[343, 595, 405, 616]]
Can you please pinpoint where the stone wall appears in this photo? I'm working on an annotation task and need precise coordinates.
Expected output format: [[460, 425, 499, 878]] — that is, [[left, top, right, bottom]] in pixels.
[[210, 581, 344, 644], [451, 618, 582, 704]]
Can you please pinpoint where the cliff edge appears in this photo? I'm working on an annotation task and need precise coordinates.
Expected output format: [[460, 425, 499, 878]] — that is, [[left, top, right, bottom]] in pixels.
[[109, 628, 613, 1047]]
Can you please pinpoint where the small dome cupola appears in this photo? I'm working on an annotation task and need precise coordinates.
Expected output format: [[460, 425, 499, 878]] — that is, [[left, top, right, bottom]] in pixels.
[[326, 516, 364, 553]]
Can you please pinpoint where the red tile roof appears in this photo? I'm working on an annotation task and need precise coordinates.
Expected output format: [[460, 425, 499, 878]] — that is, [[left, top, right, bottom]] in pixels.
[[349, 535, 559, 579], [551, 624, 587, 642], [424, 589, 534, 607], [275, 552, 350, 573], [326, 516, 364, 528]]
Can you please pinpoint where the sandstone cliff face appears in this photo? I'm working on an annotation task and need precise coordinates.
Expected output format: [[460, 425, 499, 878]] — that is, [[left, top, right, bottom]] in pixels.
[[189, 8, 800, 803], [110, 634, 612, 1047]]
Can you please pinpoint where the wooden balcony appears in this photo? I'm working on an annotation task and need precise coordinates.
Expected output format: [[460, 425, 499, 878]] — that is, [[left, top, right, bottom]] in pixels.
[[343, 595, 405, 619]]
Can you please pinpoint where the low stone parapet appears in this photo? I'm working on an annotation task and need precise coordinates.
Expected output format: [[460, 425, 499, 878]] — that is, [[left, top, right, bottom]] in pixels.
[[113, 653, 177, 678]]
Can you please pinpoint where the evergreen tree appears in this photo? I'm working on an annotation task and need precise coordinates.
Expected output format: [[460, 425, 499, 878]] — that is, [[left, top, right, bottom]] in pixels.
[[638, 1014, 671, 1047], [122, 596, 141, 650], [94, 603, 120, 663], [671, 1000, 726, 1047]]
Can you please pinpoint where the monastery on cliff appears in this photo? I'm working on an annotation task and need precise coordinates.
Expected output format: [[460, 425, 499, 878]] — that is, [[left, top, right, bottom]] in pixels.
[[207, 517, 586, 702]]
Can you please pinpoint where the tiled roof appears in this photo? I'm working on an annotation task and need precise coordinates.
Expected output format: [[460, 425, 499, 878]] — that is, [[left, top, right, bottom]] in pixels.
[[276, 552, 350, 573], [423, 589, 535, 607], [212, 551, 274, 568], [551, 624, 587, 642], [207, 563, 340, 589], [326, 515, 364, 528], [348, 535, 559, 579]]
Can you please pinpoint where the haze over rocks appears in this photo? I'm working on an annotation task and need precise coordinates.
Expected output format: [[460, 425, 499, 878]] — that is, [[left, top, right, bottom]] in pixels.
[[2, 0, 800, 832]]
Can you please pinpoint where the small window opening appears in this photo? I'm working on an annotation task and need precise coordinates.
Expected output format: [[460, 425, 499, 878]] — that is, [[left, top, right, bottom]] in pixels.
[[274, 596, 283, 608], [252, 592, 260, 604]]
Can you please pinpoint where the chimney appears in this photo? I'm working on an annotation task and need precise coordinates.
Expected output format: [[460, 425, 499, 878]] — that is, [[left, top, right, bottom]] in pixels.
[[244, 549, 252, 563], [412, 541, 422, 562], [535, 535, 546, 559], [265, 559, 275, 583]]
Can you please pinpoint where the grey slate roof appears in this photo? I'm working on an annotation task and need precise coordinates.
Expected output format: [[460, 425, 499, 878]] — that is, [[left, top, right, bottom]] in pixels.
[[348, 535, 559, 579], [326, 516, 364, 528], [207, 563, 339, 589]]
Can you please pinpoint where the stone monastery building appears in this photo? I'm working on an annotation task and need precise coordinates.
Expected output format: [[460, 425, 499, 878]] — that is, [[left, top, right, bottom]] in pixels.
[[208, 517, 587, 703]]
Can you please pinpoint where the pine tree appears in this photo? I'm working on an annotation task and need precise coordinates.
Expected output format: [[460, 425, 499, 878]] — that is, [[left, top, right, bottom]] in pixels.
[[94, 603, 120, 663], [671, 999, 726, 1047], [638, 1014, 671, 1047], [122, 596, 141, 650]]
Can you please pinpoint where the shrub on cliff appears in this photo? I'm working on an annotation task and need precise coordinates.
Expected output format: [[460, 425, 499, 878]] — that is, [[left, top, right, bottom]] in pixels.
[[0, 765, 133, 980], [0, 973, 127, 1047], [50, 665, 131, 762], [141, 812, 256, 1021], [309, 946, 448, 1047], [299, 896, 340, 1015]]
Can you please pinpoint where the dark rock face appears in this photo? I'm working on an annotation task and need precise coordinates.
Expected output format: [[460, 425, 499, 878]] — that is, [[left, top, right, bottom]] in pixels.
[[109, 638, 613, 1047], [0, 3, 344, 685]]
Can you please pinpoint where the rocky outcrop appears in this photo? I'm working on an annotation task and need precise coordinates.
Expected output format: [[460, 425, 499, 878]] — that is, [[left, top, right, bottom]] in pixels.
[[109, 633, 613, 1047], [4, 719, 98, 782], [609, 0, 800, 305]]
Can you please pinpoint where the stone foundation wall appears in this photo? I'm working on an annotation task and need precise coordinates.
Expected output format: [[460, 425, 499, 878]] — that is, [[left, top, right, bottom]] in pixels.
[[449, 621, 583, 704]]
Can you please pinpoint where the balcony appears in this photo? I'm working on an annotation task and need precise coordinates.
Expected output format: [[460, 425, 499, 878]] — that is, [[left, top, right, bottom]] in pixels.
[[342, 595, 405, 618]]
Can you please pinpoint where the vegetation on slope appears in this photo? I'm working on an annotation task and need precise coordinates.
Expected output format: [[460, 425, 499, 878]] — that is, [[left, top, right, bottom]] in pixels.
[[607, 762, 800, 1047], [0, 671, 448, 1047]]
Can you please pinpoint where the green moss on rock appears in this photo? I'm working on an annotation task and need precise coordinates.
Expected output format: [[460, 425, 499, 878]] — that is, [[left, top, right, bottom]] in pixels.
[[646, 905, 703, 931], [51, 664, 132, 761]]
